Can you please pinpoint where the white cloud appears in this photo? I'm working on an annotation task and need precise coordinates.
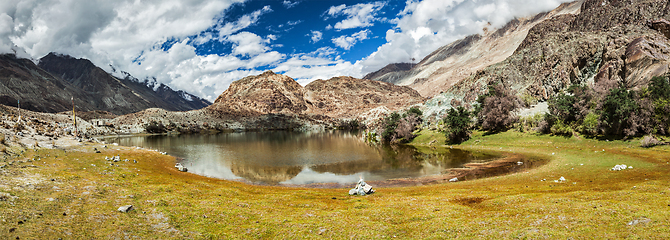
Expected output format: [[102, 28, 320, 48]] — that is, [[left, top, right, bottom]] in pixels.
[[309, 30, 322, 43], [226, 31, 269, 56], [358, 0, 573, 74], [217, 5, 272, 38], [273, 47, 361, 86], [332, 29, 370, 50], [325, 2, 386, 30], [282, 0, 299, 9]]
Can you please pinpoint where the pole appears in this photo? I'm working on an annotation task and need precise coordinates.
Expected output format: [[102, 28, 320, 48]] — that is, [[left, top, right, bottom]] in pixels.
[[72, 97, 77, 137]]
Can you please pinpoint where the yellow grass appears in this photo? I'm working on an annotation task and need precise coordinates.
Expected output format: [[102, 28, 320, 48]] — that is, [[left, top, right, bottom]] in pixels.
[[1, 130, 669, 239]]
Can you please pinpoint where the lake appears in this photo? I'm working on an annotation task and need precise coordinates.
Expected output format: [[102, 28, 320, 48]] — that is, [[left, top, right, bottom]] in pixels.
[[105, 131, 503, 185]]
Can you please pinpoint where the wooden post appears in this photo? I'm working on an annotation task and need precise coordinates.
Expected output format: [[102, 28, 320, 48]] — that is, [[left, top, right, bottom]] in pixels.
[[72, 97, 77, 137]]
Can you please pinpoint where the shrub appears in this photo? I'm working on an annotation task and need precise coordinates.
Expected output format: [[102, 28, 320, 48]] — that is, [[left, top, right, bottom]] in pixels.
[[478, 84, 522, 132], [444, 107, 472, 144], [550, 120, 574, 136], [145, 121, 166, 134], [536, 113, 556, 134], [378, 108, 424, 143], [578, 112, 600, 136]]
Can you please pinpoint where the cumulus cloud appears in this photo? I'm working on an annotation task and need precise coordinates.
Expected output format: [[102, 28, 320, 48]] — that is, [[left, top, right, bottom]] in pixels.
[[309, 30, 323, 43], [273, 47, 362, 86], [332, 29, 370, 50], [324, 2, 386, 30], [358, 0, 573, 73]]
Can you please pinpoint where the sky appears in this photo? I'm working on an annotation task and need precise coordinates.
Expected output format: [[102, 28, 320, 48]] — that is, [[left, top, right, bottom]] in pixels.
[[0, 0, 571, 101]]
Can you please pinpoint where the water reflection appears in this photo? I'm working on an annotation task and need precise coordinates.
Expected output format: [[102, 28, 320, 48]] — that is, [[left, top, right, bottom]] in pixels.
[[106, 131, 500, 185]]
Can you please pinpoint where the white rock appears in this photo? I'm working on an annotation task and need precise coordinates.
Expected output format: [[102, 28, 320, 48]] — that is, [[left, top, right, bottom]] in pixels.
[[559, 176, 566, 182], [516, 162, 523, 165], [449, 177, 459, 182], [117, 205, 133, 213]]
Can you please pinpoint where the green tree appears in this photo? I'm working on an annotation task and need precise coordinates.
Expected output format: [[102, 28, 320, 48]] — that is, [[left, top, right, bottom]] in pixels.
[[599, 88, 638, 136], [444, 107, 472, 144]]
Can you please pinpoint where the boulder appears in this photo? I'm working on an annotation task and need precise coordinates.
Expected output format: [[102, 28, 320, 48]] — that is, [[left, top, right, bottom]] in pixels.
[[349, 179, 375, 196]]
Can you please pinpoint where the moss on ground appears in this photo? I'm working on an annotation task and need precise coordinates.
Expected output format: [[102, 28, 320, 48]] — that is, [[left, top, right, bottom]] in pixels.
[[1, 131, 669, 239]]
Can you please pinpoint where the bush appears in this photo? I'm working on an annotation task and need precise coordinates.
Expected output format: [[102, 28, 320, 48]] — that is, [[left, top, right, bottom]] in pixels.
[[578, 112, 600, 136], [444, 107, 472, 144], [378, 108, 424, 143], [550, 120, 574, 136], [477, 84, 522, 132], [145, 121, 166, 134]]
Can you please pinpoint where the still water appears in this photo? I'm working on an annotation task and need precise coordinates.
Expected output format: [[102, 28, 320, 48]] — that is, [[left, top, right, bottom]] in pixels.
[[106, 131, 500, 185]]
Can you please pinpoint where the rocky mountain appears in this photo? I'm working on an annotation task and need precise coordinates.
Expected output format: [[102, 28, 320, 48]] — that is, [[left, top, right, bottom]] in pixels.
[[38, 53, 210, 115], [0, 54, 93, 113], [210, 71, 425, 120], [424, 0, 670, 117], [365, 1, 583, 97]]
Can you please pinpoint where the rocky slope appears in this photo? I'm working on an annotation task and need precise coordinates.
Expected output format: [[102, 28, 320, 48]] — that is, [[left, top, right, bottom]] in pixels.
[[0, 54, 92, 113], [422, 0, 670, 118], [365, 1, 583, 98], [38, 53, 210, 115]]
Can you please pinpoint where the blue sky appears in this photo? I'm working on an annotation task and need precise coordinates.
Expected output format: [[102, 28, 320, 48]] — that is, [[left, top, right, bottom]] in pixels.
[[0, 0, 571, 101]]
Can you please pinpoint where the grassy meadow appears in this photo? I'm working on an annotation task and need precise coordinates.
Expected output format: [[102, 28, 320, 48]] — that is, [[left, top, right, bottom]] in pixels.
[[1, 130, 669, 239]]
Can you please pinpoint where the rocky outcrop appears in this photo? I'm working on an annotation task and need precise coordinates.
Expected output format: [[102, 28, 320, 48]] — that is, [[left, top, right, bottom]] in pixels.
[[211, 71, 308, 116], [304, 76, 424, 119], [423, 0, 670, 118]]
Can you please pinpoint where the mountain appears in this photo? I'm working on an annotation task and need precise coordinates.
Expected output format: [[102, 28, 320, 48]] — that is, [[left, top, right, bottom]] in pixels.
[[364, 1, 583, 97], [432, 0, 670, 111], [209, 71, 425, 120], [38, 53, 210, 115], [0, 54, 93, 113], [113, 71, 424, 132]]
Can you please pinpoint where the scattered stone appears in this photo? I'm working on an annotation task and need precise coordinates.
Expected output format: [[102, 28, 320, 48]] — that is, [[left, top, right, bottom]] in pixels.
[[516, 161, 523, 165], [175, 163, 188, 172], [628, 217, 651, 226], [611, 164, 631, 171], [349, 179, 375, 196], [118, 205, 133, 213], [449, 177, 459, 182]]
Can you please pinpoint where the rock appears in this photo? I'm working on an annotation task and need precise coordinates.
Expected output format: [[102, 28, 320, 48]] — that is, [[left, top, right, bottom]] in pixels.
[[449, 177, 459, 182], [117, 205, 133, 213], [651, 19, 670, 39], [175, 163, 188, 172], [559, 176, 566, 182], [349, 179, 375, 196], [611, 164, 629, 171], [628, 217, 651, 226], [516, 161, 523, 165]]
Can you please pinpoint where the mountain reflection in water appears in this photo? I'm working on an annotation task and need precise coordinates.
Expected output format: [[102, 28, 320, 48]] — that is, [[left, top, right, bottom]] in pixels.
[[106, 131, 499, 185]]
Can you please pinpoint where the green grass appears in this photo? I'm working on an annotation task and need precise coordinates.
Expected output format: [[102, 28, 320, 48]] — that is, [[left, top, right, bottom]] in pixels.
[[1, 131, 669, 239]]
